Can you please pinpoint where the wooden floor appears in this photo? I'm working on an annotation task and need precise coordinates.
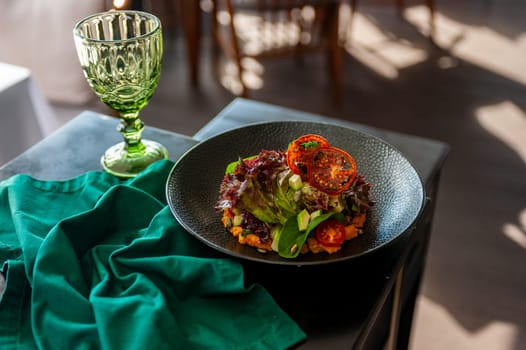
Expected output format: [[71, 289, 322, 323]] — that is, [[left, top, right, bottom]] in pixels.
[[52, 0, 526, 349]]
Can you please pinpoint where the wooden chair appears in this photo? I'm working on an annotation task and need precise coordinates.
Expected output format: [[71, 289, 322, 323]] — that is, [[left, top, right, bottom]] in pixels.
[[211, 0, 343, 103]]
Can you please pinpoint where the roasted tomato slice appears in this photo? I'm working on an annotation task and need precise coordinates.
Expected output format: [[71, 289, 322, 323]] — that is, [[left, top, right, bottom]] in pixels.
[[315, 219, 346, 247], [308, 146, 357, 195], [286, 134, 329, 178]]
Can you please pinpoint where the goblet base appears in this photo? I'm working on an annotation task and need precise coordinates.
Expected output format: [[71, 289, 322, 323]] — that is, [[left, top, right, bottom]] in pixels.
[[101, 140, 168, 178]]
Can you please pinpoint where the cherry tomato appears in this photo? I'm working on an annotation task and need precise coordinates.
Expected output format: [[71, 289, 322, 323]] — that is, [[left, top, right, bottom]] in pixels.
[[308, 146, 357, 195], [315, 219, 346, 247], [286, 134, 329, 178]]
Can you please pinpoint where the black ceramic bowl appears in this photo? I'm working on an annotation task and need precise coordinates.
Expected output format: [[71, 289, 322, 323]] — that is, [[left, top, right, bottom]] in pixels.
[[166, 121, 425, 266]]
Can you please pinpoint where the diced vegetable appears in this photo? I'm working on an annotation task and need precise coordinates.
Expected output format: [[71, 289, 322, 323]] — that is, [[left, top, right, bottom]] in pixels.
[[297, 209, 310, 231], [288, 174, 303, 190], [233, 214, 243, 226], [310, 209, 322, 220]]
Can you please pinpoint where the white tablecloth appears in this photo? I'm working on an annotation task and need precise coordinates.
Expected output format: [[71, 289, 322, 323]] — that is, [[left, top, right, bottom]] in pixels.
[[0, 62, 59, 165]]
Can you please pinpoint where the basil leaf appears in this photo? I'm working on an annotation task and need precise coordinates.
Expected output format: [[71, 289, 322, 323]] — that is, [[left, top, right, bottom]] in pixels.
[[307, 211, 344, 232]]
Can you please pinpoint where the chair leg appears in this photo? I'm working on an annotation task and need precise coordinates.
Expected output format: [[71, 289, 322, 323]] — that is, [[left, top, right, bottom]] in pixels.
[[211, 0, 221, 81], [178, 0, 201, 86], [211, 0, 248, 97], [324, 2, 342, 105], [225, 0, 249, 97], [294, 6, 308, 66], [396, 0, 405, 16], [426, 0, 436, 38], [347, 0, 358, 45]]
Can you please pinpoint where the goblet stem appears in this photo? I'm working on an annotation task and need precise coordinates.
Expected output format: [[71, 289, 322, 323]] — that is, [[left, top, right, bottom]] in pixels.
[[99, 111, 168, 178], [118, 112, 146, 154]]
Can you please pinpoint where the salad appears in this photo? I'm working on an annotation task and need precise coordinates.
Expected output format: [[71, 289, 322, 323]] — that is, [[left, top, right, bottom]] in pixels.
[[215, 134, 374, 258]]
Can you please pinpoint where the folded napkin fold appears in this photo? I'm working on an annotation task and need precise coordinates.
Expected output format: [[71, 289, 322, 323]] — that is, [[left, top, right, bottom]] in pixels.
[[0, 160, 306, 349]]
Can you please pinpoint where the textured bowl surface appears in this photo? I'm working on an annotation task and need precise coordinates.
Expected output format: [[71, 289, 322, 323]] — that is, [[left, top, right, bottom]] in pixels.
[[166, 121, 425, 265]]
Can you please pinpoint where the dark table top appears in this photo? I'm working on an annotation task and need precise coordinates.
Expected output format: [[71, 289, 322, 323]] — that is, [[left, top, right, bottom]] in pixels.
[[0, 98, 449, 349], [0, 113, 198, 181]]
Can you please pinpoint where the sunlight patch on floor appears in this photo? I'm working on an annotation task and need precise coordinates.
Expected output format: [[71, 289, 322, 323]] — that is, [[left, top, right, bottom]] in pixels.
[[405, 7, 526, 86], [342, 9, 429, 79], [476, 101, 526, 250], [411, 296, 519, 350], [344, 5, 526, 86], [503, 210, 526, 250], [476, 101, 526, 163]]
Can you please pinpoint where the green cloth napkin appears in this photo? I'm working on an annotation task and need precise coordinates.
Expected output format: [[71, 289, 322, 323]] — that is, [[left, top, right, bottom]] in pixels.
[[0, 160, 306, 350]]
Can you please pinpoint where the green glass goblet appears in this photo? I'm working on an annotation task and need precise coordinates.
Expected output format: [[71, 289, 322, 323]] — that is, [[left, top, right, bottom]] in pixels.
[[73, 10, 168, 178]]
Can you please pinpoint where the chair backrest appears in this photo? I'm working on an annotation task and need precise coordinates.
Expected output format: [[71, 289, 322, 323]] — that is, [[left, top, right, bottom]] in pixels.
[[232, 0, 335, 10], [212, 0, 343, 101], [216, 0, 337, 55]]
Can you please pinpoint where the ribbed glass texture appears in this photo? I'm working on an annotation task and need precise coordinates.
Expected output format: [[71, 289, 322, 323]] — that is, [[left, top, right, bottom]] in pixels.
[[74, 11, 162, 115]]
